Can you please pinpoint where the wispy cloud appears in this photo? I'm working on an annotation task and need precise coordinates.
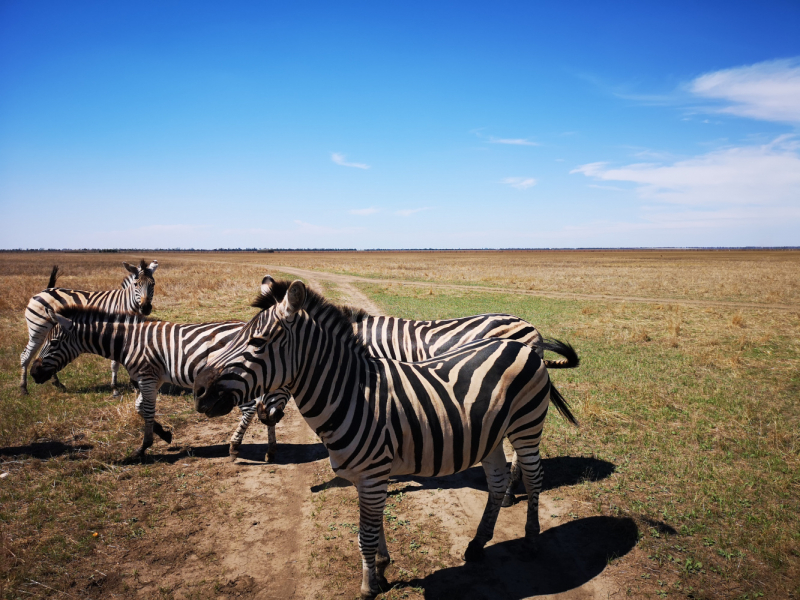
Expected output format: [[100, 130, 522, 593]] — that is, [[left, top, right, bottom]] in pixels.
[[502, 177, 537, 190], [350, 207, 379, 215], [571, 135, 800, 207], [471, 130, 540, 146], [331, 152, 371, 169], [489, 137, 539, 146], [689, 58, 800, 124], [395, 207, 432, 217]]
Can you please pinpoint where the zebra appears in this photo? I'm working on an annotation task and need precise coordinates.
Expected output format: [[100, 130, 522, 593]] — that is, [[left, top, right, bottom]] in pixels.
[[28, 306, 266, 460], [19, 260, 158, 395], [193, 277, 579, 599], [255, 306, 578, 504]]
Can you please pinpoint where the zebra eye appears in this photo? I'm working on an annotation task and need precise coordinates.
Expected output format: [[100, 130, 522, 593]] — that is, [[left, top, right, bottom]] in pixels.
[[251, 338, 268, 351]]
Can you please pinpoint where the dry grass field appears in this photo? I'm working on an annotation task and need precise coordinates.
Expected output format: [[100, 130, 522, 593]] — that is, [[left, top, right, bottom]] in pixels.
[[1, 250, 798, 600]]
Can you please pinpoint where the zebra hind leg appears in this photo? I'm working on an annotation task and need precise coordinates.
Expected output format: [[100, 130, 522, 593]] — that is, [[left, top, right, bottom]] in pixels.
[[356, 479, 390, 599], [502, 450, 522, 507], [19, 328, 47, 395], [229, 402, 257, 461], [464, 443, 510, 562], [512, 444, 544, 558]]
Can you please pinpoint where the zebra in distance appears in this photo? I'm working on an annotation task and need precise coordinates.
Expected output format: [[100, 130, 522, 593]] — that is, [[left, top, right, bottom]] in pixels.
[[194, 277, 579, 599], [19, 260, 158, 395], [255, 306, 578, 503], [29, 306, 266, 459]]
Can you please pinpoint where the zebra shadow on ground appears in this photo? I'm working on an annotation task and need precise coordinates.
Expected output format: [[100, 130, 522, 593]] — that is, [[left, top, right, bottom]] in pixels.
[[137, 441, 328, 466], [399, 516, 638, 599], [0, 440, 93, 461], [311, 456, 615, 495]]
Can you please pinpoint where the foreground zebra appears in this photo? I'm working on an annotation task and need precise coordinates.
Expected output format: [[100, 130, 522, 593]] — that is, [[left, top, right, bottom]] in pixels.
[[256, 305, 578, 503], [194, 278, 579, 598], [29, 307, 265, 459], [20, 260, 158, 395]]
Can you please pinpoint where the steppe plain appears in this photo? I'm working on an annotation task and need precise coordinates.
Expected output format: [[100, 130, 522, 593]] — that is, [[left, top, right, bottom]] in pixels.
[[1, 250, 798, 599]]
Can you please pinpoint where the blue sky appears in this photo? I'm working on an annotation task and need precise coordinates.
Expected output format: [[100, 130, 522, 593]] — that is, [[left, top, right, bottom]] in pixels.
[[1, 1, 799, 249]]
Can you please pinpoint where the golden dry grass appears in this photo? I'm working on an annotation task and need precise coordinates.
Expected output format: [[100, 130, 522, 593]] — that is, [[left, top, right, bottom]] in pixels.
[[210, 249, 800, 305]]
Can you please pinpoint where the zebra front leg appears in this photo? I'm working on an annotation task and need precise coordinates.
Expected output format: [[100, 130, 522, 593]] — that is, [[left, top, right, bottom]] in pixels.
[[266, 424, 276, 462], [502, 450, 522, 507], [464, 444, 510, 562], [229, 401, 257, 461], [111, 360, 120, 396], [376, 520, 391, 587], [356, 479, 390, 599], [131, 382, 158, 459]]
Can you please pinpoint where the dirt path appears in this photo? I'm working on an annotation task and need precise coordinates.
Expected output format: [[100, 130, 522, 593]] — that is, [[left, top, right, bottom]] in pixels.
[[193, 258, 799, 312], [126, 260, 636, 599]]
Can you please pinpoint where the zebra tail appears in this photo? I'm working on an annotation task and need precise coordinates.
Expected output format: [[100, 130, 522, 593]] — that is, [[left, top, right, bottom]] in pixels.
[[47, 265, 60, 289], [549, 382, 579, 427], [537, 338, 580, 369]]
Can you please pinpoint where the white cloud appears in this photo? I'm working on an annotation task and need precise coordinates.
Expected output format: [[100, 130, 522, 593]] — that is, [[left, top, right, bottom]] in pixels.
[[349, 207, 379, 216], [331, 152, 370, 169], [689, 58, 800, 124], [395, 207, 432, 217], [502, 177, 537, 190], [489, 138, 539, 146], [571, 136, 800, 206]]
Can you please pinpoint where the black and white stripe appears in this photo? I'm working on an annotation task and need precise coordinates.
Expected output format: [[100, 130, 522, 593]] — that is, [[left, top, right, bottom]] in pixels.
[[19, 260, 158, 394], [194, 278, 579, 598], [29, 307, 265, 459]]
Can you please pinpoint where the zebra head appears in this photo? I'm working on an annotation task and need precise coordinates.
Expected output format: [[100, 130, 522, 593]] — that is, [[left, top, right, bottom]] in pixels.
[[194, 276, 305, 418], [122, 259, 158, 315], [29, 309, 80, 384]]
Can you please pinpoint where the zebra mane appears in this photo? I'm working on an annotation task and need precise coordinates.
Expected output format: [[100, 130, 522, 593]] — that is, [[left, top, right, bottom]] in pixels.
[[338, 304, 371, 323], [251, 279, 292, 310], [251, 279, 369, 346], [53, 305, 153, 324]]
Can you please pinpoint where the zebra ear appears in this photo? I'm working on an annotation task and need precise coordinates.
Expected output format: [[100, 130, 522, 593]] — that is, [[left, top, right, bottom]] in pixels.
[[284, 280, 306, 317], [122, 262, 138, 274], [261, 275, 275, 295], [147, 260, 158, 273], [46, 308, 74, 333]]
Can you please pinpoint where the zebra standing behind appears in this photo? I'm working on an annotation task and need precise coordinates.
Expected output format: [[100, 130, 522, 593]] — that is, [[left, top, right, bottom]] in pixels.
[[28, 306, 264, 459], [194, 278, 579, 599], [19, 260, 158, 395]]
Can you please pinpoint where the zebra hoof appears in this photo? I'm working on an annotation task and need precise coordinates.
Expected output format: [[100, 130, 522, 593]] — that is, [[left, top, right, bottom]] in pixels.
[[19, 386, 28, 396], [112, 388, 120, 398], [53, 381, 67, 391], [463, 539, 485, 562], [501, 493, 515, 508]]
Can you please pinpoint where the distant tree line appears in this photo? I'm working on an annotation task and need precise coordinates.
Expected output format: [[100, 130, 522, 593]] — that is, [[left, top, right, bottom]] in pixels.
[[0, 247, 797, 253]]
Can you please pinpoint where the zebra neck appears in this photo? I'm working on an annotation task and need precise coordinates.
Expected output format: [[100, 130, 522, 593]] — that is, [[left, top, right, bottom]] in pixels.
[[288, 322, 370, 437]]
